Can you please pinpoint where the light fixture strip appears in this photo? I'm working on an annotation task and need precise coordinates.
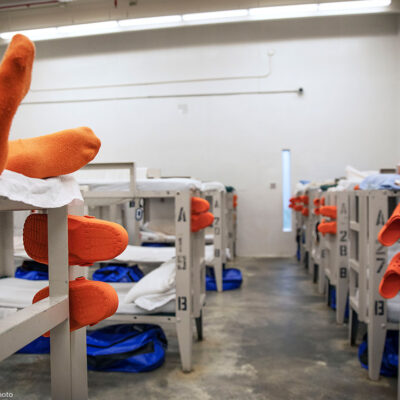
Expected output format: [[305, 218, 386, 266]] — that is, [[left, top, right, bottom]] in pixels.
[[0, 0, 392, 41]]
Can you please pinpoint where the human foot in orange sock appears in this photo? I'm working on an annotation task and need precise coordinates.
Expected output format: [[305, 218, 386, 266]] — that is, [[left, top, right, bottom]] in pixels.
[[0, 34, 35, 174], [320, 206, 337, 219], [379, 253, 400, 299], [378, 203, 400, 246], [192, 197, 210, 214], [23, 214, 128, 266], [33, 277, 119, 336], [192, 212, 214, 233], [6, 127, 101, 178], [318, 219, 337, 235]]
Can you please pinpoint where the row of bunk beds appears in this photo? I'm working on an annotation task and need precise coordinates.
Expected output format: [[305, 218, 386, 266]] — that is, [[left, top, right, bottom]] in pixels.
[[292, 167, 400, 399], [0, 162, 239, 398]]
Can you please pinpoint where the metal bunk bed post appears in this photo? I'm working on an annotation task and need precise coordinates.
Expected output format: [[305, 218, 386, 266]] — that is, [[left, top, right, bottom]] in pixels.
[[367, 190, 389, 381], [175, 189, 194, 372]]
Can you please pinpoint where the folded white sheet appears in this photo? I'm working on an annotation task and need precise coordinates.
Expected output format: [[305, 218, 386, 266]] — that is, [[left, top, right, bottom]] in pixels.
[[0, 170, 83, 208], [201, 181, 226, 192]]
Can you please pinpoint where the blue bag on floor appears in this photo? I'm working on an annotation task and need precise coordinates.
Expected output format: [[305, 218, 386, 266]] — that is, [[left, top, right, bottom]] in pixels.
[[18, 324, 168, 373], [15, 261, 48, 280], [92, 264, 144, 283], [358, 331, 398, 377], [87, 324, 167, 372], [329, 286, 349, 319], [206, 267, 242, 291]]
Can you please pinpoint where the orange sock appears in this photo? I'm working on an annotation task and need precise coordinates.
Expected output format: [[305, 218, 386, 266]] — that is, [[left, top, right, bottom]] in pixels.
[[320, 197, 326, 206], [318, 220, 337, 235], [379, 253, 400, 299], [33, 277, 119, 336], [191, 212, 214, 232], [378, 203, 400, 246], [192, 197, 210, 214], [23, 214, 128, 266], [6, 127, 101, 178], [320, 206, 337, 219], [314, 207, 321, 215], [0, 34, 35, 174], [313, 198, 320, 206], [233, 194, 238, 209], [302, 208, 309, 217]]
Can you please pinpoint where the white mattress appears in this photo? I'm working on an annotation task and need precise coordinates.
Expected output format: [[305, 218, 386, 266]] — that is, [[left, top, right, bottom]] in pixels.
[[0, 278, 175, 316], [141, 230, 214, 244], [0, 170, 83, 208], [115, 244, 218, 265], [78, 178, 202, 194], [201, 181, 226, 192]]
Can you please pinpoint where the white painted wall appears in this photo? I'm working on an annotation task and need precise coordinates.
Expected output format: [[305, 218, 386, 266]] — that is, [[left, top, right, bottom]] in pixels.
[[4, 14, 400, 256]]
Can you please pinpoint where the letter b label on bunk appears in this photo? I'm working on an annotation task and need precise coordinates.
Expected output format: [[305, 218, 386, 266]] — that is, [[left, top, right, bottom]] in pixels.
[[178, 296, 187, 311]]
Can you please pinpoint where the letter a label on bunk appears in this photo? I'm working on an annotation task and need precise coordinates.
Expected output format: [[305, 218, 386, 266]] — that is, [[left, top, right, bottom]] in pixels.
[[178, 207, 186, 222], [376, 210, 385, 226]]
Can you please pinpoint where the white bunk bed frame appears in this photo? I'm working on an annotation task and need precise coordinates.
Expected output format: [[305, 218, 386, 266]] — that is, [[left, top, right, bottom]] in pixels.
[[319, 190, 350, 324], [348, 189, 400, 384], [81, 162, 205, 373], [0, 200, 88, 400], [225, 190, 237, 259], [203, 186, 226, 292]]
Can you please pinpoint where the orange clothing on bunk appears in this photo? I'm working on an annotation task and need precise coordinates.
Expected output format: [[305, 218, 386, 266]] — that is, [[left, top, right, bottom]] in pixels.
[[289, 204, 294, 209], [233, 194, 238, 209], [302, 208, 309, 217], [33, 277, 119, 337], [321, 197, 326, 206], [300, 195, 309, 205], [314, 207, 321, 215], [191, 197, 210, 214], [294, 204, 303, 212], [313, 198, 320, 206], [191, 212, 214, 232], [0, 34, 35, 174], [23, 214, 128, 266], [6, 127, 101, 179], [320, 205, 337, 219], [354, 184, 360, 190], [318, 219, 337, 235], [379, 253, 400, 299], [378, 203, 400, 246]]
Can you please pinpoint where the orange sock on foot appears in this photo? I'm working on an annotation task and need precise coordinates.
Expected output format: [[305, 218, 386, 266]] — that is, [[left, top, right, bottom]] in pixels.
[[379, 253, 400, 299], [320, 206, 337, 219], [191, 212, 214, 233], [6, 127, 101, 178], [23, 214, 128, 266], [378, 203, 400, 246], [33, 277, 119, 336], [192, 197, 210, 214], [0, 34, 35, 174]]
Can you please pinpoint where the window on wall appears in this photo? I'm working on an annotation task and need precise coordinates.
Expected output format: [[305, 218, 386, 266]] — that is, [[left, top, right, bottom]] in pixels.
[[282, 149, 292, 232]]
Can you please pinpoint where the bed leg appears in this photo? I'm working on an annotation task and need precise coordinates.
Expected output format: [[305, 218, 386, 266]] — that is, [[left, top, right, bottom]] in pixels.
[[336, 275, 348, 324], [348, 308, 358, 346], [313, 264, 318, 284], [367, 320, 386, 381], [176, 317, 193, 372], [195, 311, 203, 341]]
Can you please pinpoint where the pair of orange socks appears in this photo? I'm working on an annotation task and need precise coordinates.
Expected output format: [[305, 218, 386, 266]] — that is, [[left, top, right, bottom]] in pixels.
[[0, 34, 101, 178], [26, 214, 128, 335], [33, 277, 119, 336], [191, 197, 214, 232]]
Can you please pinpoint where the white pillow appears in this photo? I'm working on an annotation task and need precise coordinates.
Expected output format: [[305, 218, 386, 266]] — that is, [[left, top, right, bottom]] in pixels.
[[123, 258, 176, 304], [135, 288, 176, 311]]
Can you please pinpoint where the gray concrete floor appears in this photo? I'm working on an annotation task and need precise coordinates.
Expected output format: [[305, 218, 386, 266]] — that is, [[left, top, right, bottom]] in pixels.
[[0, 257, 397, 399]]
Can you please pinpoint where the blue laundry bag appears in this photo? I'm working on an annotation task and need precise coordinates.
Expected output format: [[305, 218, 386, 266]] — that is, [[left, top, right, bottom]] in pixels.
[[92, 264, 144, 283], [206, 267, 242, 291]]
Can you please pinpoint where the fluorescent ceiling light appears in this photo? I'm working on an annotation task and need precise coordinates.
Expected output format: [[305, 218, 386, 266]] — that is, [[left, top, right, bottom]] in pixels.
[[57, 20, 118, 34], [118, 15, 182, 27], [249, 4, 319, 19], [319, 0, 391, 10], [182, 9, 248, 22], [0, 1, 392, 42], [0, 27, 58, 41]]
